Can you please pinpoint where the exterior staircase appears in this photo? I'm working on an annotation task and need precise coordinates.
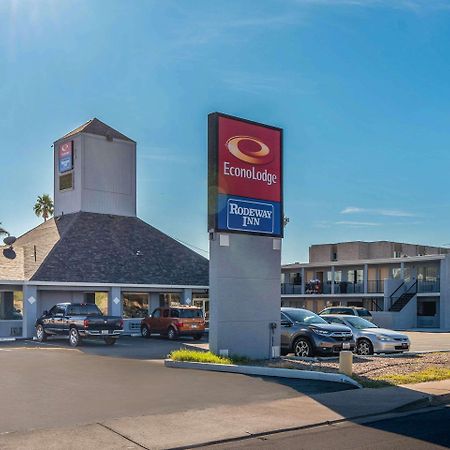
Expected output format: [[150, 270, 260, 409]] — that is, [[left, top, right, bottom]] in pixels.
[[389, 280, 417, 312]]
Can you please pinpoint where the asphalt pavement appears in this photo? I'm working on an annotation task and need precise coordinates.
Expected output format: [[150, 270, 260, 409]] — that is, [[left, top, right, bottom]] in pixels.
[[202, 406, 450, 449], [0, 338, 351, 435]]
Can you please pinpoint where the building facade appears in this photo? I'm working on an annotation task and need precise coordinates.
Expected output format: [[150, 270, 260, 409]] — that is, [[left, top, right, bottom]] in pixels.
[[0, 119, 209, 339], [282, 241, 450, 330]]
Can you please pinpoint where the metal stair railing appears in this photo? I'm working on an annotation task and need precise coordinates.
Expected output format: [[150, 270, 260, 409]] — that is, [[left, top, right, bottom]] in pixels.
[[389, 280, 418, 312]]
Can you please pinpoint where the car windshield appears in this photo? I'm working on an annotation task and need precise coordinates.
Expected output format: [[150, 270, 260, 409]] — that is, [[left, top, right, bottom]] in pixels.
[[344, 316, 377, 329], [284, 309, 327, 325]]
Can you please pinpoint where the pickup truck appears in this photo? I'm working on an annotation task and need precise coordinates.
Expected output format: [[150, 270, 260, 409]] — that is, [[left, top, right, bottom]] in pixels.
[[35, 303, 123, 347]]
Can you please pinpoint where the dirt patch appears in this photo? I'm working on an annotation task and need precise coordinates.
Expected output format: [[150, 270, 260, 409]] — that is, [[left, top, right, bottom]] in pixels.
[[266, 352, 450, 386]]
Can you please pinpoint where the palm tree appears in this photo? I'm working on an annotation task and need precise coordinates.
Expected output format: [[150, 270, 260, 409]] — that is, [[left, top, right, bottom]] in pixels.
[[0, 223, 8, 237], [33, 194, 54, 222]]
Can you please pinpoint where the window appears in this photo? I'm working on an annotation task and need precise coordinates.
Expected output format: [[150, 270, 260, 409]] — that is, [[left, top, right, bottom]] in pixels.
[[0, 291, 23, 320], [328, 317, 344, 325], [59, 172, 73, 190], [152, 309, 161, 318], [122, 293, 149, 318], [159, 293, 181, 308], [66, 304, 101, 316], [84, 292, 108, 315], [50, 305, 66, 316]]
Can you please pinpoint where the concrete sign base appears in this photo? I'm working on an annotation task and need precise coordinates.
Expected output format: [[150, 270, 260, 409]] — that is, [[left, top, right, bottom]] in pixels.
[[209, 233, 281, 360]]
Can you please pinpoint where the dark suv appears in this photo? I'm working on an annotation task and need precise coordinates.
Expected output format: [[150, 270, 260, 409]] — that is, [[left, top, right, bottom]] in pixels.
[[281, 308, 355, 357]]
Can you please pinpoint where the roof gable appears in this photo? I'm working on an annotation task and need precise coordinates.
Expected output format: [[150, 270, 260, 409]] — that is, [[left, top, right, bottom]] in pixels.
[[59, 118, 135, 143]]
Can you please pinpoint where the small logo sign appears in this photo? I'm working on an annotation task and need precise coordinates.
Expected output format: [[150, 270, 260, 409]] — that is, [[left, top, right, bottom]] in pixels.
[[27, 296, 36, 305], [226, 136, 273, 165]]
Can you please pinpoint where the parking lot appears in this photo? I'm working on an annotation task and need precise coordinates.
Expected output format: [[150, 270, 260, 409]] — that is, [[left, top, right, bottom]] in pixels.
[[0, 336, 354, 436]]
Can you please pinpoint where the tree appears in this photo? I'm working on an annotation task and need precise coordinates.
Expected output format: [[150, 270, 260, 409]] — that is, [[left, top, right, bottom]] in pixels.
[[0, 223, 8, 237], [33, 194, 54, 222]]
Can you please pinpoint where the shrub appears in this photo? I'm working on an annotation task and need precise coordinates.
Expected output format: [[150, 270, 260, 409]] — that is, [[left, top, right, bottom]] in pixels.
[[169, 349, 232, 365]]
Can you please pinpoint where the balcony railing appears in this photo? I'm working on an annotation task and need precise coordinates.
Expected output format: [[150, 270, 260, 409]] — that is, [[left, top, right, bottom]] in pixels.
[[334, 281, 364, 294], [417, 279, 440, 293], [367, 280, 384, 294], [281, 283, 303, 295]]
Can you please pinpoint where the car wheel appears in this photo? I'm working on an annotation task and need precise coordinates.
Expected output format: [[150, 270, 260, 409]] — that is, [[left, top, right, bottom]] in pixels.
[[293, 338, 313, 357], [193, 334, 203, 341], [69, 327, 81, 347], [141, 325, 151, 338], [104, 337, 117, 345], [36, 324, 47, 342], [167, 327, 178, 340], [356, 339, 373, 355]]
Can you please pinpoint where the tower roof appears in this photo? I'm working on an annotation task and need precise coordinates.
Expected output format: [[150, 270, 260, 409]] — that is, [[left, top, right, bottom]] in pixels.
[[59, 118, 135, 143]]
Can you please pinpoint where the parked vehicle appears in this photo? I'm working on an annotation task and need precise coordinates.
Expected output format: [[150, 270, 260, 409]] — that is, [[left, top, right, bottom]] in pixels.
[[35, 303, 123, 347], [141, 306, 205, 340], [321, 314, 410, 355], [281, 307, 355, 357], [318, 306, 373, 322]]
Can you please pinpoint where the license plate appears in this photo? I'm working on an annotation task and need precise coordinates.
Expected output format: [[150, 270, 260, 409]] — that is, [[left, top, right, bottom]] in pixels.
[[101, 330, 109, 335], [342, 342, 351, 350], [191, 325, 197, 328], [402, 343, 408, 348]]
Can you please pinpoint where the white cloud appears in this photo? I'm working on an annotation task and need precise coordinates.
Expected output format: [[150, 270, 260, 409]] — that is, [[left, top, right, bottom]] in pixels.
[[340, 206, 416, 217], [292, 0, 450, 12], [336, 220, 381, 227]]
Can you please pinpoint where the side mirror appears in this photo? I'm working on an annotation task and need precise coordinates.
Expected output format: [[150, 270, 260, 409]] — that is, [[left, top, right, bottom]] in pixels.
[[42, 310, 48, 316]]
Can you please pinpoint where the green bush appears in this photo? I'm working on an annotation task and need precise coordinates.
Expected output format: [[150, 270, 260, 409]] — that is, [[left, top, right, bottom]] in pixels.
[[169, 349, 232, 365]]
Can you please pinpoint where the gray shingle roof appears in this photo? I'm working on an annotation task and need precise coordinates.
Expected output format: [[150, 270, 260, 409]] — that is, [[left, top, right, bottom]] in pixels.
[[17, 212, 208, 285], [59, 118, 135, 143]]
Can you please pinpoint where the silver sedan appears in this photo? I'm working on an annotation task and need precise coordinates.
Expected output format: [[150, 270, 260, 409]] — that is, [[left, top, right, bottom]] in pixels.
[[321, 314, 410, 355]]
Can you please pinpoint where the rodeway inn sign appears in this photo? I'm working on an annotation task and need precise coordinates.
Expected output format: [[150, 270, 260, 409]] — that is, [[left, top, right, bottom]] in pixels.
[[208, 113, 283, 237]]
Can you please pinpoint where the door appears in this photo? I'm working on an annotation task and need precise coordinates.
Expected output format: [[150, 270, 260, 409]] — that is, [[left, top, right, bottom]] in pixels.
[[417, 298, 439, 328], [149, 308, 162, 332], [52, 305, 66, 334], [280, 313, 292, 350]]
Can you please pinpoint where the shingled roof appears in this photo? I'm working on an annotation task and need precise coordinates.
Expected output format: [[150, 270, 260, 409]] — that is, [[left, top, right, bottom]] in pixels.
[[6, 212, 208, 285], [59, 118, 135, 143]]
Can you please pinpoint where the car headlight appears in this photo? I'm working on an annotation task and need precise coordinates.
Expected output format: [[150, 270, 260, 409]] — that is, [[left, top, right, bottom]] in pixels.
[[377, 335, 394, 342], [312, 328, 331, 336]]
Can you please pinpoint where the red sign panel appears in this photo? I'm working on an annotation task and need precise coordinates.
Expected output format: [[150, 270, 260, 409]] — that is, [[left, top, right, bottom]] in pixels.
[[59, 141, 73, 158], [217, 116, 281, 202]]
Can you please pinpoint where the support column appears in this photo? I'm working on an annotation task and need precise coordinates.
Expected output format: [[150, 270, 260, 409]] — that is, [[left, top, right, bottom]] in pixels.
[[181, 288, 193, 306], [149, 292, 160, 314], [109, 287, 122, 317], [301, 267, 305, 295], [400, 261, 405, 279], [363, 264, 368, 293], [22, 285, 38, 338], [331, 266, 335, 295]]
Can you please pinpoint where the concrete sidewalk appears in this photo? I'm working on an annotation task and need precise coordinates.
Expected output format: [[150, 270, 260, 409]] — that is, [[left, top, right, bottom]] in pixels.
[[1, 380, 449, 450]]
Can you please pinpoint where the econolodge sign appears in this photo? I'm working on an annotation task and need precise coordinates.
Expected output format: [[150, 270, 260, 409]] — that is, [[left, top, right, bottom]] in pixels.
[[58, 141, 73, 173], [208, 112, 283, 237]]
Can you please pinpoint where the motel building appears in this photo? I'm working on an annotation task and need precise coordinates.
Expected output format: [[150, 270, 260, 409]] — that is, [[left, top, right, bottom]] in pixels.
[[281, 241, 450, 331], [0, 119, 209, 339]]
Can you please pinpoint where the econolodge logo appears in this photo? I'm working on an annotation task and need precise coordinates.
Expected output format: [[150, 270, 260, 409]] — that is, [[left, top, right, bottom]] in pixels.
[[226, 136, 274, 165]]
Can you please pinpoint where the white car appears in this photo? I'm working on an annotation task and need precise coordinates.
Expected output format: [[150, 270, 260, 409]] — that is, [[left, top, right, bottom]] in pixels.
[[321, 314, 410, 355]]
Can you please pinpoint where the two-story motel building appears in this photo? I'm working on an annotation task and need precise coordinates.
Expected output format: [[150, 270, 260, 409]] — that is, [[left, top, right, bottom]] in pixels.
[[282, 241, 450, 330]]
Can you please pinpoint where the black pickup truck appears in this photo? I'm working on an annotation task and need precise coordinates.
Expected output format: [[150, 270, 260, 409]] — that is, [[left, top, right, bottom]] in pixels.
[[35, 303, 123, 347]]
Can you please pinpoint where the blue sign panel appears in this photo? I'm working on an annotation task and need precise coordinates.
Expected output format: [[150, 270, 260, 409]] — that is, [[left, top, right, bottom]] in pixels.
[[59, 156, 72, 173], [217, 194, 281, 235]]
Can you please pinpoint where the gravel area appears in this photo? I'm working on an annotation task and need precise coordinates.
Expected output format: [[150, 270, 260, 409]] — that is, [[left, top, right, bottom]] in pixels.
[[266, 352, 450, 382]]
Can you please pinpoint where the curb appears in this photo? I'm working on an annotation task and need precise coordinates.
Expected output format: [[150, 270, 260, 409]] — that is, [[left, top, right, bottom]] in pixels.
[[164, 359, 362, 388]]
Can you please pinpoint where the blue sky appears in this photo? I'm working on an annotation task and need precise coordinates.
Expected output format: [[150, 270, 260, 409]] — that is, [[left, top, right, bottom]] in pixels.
[[1, 0, 450, 263]]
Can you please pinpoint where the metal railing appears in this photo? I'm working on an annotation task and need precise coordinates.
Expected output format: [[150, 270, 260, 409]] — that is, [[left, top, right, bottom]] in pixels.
[[417, 279, 440, 293], [281, 283, 303, 295], [367, 280, 384, 293], [333, 282, 364, 294]]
